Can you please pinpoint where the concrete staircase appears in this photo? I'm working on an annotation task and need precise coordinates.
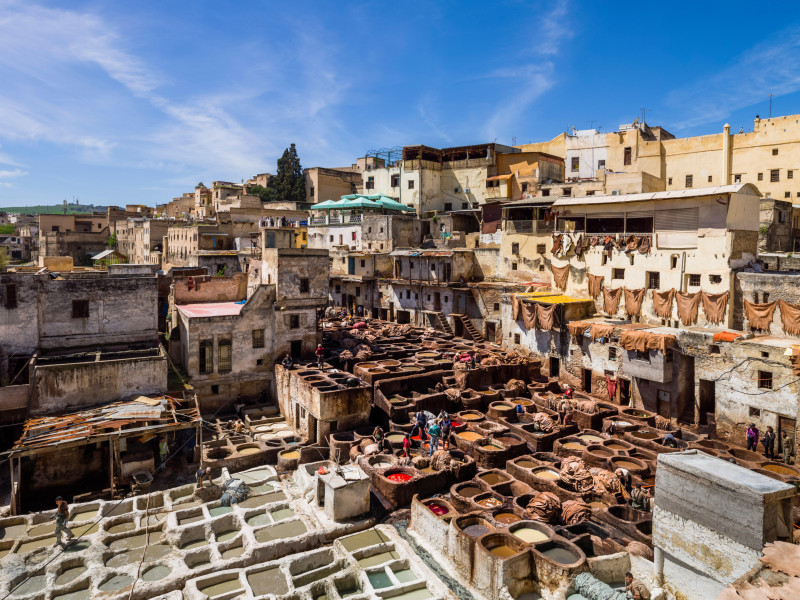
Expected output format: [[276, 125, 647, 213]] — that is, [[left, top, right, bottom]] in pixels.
[[429, 311, 453, 335], [452, 313, 485, 342]]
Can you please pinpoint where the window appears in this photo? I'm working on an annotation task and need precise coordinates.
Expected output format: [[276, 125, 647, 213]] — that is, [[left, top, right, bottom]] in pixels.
[[391, 174, 399, 187], [444, 296, 448, 303], [758, 172, 763, 181], [406, 290, 411, 299], [3, 284, 17, 309], [256, 359, 264, 366], [623, 147, 632, 166], [598, 159, 606, 169], [749, 407, 761, 417], [252, 329, 265, 348], [761, 351, 769, 358], [786, 192, 792, 199], [408, 179, 415, 189], [199, 340, 213, 374], [539, 264, 545, 271], [708, 175, 713, 183], [360, 259, 365, 268], [218, 340, 232, 373], [758, 371, 773, 390], [612, 268, 625, 279], [562, 188, 572, 197], [211, 385, 219, 395], [366, 176, 375, 190], [335, 284, 341, 294], [514, 334, 521, 344], [462, 202, 468, 209], [671, 255, 679, 269], [537, 244, 546, 254], [71, 300, 89, 318], [646, 271, 660, 289], [521, 183, 528, 192], [710, 345, 720, 354], [685, 174, 693, 188], [511, 242, 519, 254], [299, 278, 310, 293], [355, 286, 361, 297], [512, 262, 518, 271], [444, 203, 452, 211], [688, 274, 701, 287], [289, 315, 300, 329], [494, 303, 500, 311], [772, 148, 779, 155], [608, 347, 617, 360], [668, 177, 672, 185], [634, 350, 651, 362], [779, 211, 786, 223], [329, 235, 334, 243], [771, 169, 780, 182], [710, 274, 722, 284], [571, 157, 580, 171], [734, 174, 742, 183], [789, 170, 794, 179]]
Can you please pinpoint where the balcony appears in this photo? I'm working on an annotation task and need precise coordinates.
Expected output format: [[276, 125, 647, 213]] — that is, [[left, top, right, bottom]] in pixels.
[[309, 214, 363, 227], [504, 220, 554, 234]]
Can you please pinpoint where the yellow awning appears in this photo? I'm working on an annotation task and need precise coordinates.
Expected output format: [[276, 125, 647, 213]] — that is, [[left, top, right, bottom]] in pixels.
[[486, 173, 513, 181]]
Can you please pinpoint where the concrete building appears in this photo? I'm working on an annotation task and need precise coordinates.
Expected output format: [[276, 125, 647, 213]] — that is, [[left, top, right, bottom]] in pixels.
[[38, 213, 110, 265], [304, 166, 361, 204]]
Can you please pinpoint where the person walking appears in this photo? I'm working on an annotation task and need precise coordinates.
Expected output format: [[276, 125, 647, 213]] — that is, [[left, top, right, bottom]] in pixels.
[[762, 426, 776, 460], [781, 431, 795, 464], [746, 423, 759, 452], [402, 433, 412, 457], [53, 496, 75, 547], [316, 344, 325, 370], [440, 413, 452, 450], [158, 437, 169, 469], [410, 411, 428, 442], [428, 420, 442, 456]]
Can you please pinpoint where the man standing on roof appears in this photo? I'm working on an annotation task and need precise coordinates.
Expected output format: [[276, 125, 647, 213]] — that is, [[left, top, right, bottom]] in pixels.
[[316, 344, 325, 370], [52, 496, 75, 547]]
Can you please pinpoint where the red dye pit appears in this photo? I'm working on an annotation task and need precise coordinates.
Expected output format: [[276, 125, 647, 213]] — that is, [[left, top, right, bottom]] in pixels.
[[387, 473, 412, 482], [427, 503, 448, 516]]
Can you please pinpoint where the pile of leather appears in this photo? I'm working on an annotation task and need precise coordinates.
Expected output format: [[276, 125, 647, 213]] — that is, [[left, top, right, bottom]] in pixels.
[[530, 412, 556, 432], [505, 379, 527, 396], [589, 467, 628, 498], [561, 499, 592, 525], [524, 491, 561, 522], [559, 456, 594, 493]]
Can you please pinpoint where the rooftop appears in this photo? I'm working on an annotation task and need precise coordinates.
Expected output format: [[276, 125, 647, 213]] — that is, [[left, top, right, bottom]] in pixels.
[[177, 301, 245, 318]]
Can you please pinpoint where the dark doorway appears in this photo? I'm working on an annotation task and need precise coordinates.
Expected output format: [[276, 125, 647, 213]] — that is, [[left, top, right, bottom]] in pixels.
[[396, 310, 410, 324], [582, 369, 592, 392], [434, 292, 441, 311], [549, 356, 560, 377], [779, 417, 796, 455], [698, 379, 715, 426], [290, 340, 302, 358], [308, 415, 317, 444], [372, 307, 379, 319], [486, 322, 496, 344], [454, 318, 464, 338], [619, 378, 631, 405]]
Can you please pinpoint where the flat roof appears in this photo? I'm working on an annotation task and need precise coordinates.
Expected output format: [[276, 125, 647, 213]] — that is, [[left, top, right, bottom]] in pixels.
[[551, 182, 760, 208], [177, 302, 244, 318]]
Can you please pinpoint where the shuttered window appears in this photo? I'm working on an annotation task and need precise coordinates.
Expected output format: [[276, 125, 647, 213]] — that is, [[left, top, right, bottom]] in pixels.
[[655, 207, 699, 249]]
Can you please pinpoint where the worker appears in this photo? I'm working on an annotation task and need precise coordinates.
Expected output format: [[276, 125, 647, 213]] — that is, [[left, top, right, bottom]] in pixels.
[[52, 496, 75, 547], [630, 484, 650, 511], [562, 384, 573, 400], [624, 572, 651, 599], [158, 437, 169, 469], [196, 466, 213, 489], [428, 419, 442, 456], [316, 344, 325, 370], [234, 419, 244, 434], [662, 432, 678, 448], [281, 353, 294, 370], [762, 426, 776, 460], [410, 411, 428, 442], [372, 427, 390, 453], [781, 430, 795, 464], [469, 353, 477, 370], [402, 433, 412, 457], [746, 423, 759, 452], [615, 467, 632, 493], [440, 413, 452, 450]]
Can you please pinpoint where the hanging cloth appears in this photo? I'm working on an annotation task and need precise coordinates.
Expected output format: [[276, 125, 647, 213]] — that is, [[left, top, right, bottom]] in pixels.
[[606, 375, 617, 400], [778, 300, 800, 336], [587, 274, 604, 299], [652, 289, 675, 319], [521, 301, 538, 330], [624, 288, 645, 317], [551, 234, 563, 254], [744, 300, 778, 332], [551, 264, 569, 290], [676, 291, 701, 326], [512, 294, 520, 321], [603, 287, 622, 315], [536, 303, 560, 330], [589, 236, 600, 246], [700, 291, 729, 325]]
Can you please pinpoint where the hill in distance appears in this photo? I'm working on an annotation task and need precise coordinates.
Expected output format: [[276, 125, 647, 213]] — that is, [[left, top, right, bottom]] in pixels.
[[1, 203, 111, 215]]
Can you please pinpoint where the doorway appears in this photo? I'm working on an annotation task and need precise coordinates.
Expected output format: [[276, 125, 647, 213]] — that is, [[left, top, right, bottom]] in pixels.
[[486, 322, 496, 344], [582, 369, 592, 392], [619, 378, 631, 405], [434, 292, 441, 311], [290, 340, 302, 358], [698, 379, 716, 426], [308, 415, 317, 444], [396, 310, 410, 324], [779, 417, 796, 455], [549, 356, 560, 377]]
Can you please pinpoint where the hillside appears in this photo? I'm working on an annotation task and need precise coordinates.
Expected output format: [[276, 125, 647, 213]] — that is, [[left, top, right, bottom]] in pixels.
[[1, 203, 110, 215]]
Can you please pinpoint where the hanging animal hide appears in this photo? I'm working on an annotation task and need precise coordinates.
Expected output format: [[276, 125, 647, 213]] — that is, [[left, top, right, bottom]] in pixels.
[[701, 291, 729, 325], [603, 287, 622, 315], [587, 274, 604, 299], [652, 289, 675, 319], [624, 288, 645, 317], [676, 291, 701, 326], [551, 264, 569, 290], [744, 300, 778, 332]]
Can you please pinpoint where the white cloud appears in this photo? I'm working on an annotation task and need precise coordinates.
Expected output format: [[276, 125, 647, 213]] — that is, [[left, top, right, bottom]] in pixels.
[[0, 168, 26, 179], [666, 29, 800, 129]]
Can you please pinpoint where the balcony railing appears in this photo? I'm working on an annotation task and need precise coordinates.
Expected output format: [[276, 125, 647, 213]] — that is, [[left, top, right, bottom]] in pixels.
[[308, 213, 363, 227], [504, 220, 554, 234]]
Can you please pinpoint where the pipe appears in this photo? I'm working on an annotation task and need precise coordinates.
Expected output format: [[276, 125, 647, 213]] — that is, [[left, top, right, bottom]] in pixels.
[[654, 546, 665, 586]]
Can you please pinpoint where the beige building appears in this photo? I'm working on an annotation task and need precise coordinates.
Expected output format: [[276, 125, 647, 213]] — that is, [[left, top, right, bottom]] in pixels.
[[304, 166, 361, 204], [38, 213, 110, 265]]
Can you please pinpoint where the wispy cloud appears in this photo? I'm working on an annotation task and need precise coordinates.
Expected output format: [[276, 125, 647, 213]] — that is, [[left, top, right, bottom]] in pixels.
[[666, 28, 800, 129], [0, 167, 27, 188]]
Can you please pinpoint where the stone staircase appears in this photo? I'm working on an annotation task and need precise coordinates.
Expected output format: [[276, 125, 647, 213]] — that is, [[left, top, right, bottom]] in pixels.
[[452, 313, 485, 342], [429, 311, 453, 335]]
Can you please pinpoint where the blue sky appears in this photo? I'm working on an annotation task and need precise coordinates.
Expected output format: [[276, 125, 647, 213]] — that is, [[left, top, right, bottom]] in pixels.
[[2, 0, 800, 207]]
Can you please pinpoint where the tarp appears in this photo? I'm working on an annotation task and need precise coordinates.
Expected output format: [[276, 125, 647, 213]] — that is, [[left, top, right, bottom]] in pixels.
[[778, 300, 800, 336], [744, 300, 777, 331], [481, 202, 503, 234], [624, 288, 645, 317], [587, 273, 604, 299], [619, 330, 677, 353], [701, 291, 729, 325], [603, 287, 622, 315], [652, 289, 675, 319], [713, 331, 742, 342], [676, 291, 701, 325], [551, 264, 569, 290]]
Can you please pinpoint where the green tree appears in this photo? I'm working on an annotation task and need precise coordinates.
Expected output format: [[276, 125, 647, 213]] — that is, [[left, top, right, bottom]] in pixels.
[[0, 247, 9, 271], [271, 144, 305, 203], [249, 184, 276, 203], [0, 224, 15, 234], [107, 232, 118, 248]]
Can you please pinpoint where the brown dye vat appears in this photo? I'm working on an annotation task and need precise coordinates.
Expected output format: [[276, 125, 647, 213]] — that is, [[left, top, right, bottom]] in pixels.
[[532, 468, 559, 480], [456, 431, 483, 442], [585, 446, 613, 457], [632, 431, 658, 440], [481, 533, 525, 559], [494, 436, 522, 446], [457, 486, 484, 498], [460, 412, 484, 421], [515, 459, 537, 469], [494, 512, 521, 524], [476, 496, 503, 508], [612, 459, 645, 471], [562, 442, 585, 450], [479, 443, 504, 452], [763, 463, 800, 477], [727, 448, 766, 463], [491, 545, 517, 558], [479, 472, 509, 485], [511, 398, 532, 407]]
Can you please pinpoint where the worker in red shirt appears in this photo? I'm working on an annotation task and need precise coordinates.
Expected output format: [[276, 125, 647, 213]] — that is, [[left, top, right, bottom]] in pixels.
[[316, 344, 325, 370]]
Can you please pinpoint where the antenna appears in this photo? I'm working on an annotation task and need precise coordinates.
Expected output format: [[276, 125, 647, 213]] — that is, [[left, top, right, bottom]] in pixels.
[[769, 93, 773, 118]]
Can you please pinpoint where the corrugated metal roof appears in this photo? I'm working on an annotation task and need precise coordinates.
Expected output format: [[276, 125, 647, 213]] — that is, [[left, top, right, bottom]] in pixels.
[[389, 250, 454, 257], [486, 173, 514, 181], [551, 183, 760, 208]]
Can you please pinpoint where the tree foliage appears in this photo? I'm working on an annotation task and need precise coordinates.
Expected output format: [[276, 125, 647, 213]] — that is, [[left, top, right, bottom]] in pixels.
[[270, 144, 305, 203], [0, 247, 9, 271], [0, 224, 15, 234], [249, 184, 276, 203], [107, 232, 118, 248]]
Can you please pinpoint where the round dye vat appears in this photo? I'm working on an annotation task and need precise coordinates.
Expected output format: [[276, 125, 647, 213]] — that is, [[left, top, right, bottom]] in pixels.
[[386, 434, 405, 443], [142, 565, 171, 581], [606, 444, 628, 451], [579, 434, 604, 443], [490, 545, 518, 558], [372, 460, 393, 469], [427, 503, 449, 516], [477, 497, 502, 508], [457, 486, 483, 498], [494, 512, 521, 524], [763, 464, 800, 476], [512, 528, 549, 543], [461, 413, 483, 421], [457, 432, 483, 441], [589, 449, 612, 457], [480, 444, 503, 452], [613, 460, 642, 470], [282, 450, 300, 460], [532, 468, 559, 480], [511, 399, 532, 406], [99, 575, 134, 592], [516, 460, 537, 469], [450, 420, 462, 427], [479, 472, 508, 485], [543, 547, 578, 564], [238, 448, 261, 456], [562, 442, 585, 450], [386, 473, 412, 482], [462, 524, 490, 537]]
